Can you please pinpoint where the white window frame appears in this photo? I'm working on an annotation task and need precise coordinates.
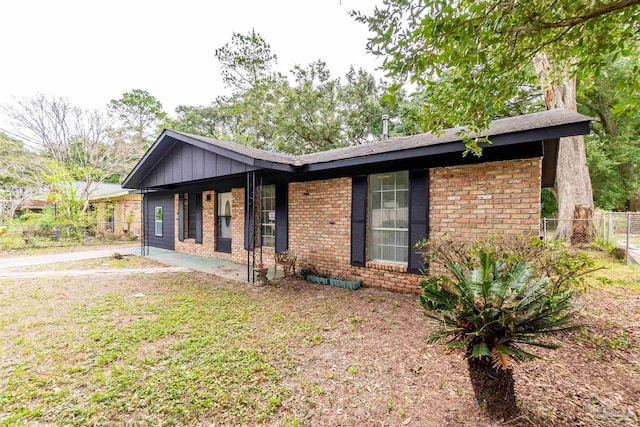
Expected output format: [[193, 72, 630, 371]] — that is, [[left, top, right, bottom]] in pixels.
[[260, 185, 276, 248], [155, 206, 163, 237], [368, 171, 409, 264]]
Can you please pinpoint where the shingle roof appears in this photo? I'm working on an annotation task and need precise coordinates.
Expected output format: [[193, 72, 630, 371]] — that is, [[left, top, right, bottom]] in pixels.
[[123, 108, 591, 189], [169, 130, 298, 165], [72, 182, 136, 199], [298, 109, 591, 165], [172, 109, 590, 167]]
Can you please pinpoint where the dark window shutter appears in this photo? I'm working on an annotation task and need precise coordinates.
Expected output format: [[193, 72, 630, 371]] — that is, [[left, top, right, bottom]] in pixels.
[[188, 192, 196, 238], [178, 193, 184, 242], [351, 175, 367, 267], [195, 192, 203, 244], [408, 169, 429, 274], [275, 184, 288, 252]]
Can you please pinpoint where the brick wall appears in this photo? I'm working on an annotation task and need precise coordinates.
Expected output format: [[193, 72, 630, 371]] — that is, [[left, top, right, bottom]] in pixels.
[[289, 178, 352, 276], [92, 194, 142, 239], [120, 196, 142, 238], [170, 157, 542, 293], [173, 188, 252, 264], [290, 158, 541, 292], [289, 177, 421, 292], [429, 158, 542, 240]]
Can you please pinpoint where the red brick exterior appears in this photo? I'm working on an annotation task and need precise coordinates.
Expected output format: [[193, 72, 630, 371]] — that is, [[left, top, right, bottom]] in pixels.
[[173, 189, 246, 263], [171, 157, 542, 292], [430, 158, 542, 240]]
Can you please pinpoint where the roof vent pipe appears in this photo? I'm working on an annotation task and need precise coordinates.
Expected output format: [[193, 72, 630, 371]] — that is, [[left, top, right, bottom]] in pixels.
[[382, 114, 389, 140]]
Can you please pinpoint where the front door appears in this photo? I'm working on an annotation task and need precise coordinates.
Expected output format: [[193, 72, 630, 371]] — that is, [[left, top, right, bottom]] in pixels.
[[216, 192, 232, 253]]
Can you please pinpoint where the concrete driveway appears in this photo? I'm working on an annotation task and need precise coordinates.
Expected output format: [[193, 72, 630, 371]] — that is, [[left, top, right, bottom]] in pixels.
[[0, 245, 141, 269]]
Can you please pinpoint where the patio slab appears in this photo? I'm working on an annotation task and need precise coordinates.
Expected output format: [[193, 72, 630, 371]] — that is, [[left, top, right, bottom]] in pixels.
[[143, 247, 284, 283]]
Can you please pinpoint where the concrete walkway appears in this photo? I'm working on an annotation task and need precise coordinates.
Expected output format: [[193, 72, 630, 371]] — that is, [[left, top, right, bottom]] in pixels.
[[0, 244, 278, 284], [0, 245, 141, 269], [0, 266, 191, 279], [143, 247, 253, 282]]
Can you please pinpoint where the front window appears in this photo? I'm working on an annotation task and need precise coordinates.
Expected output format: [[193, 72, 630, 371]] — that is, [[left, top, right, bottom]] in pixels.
[[369, 171, 409, 263], [261, 185, 276, 248], [155, 206, 163, 236]]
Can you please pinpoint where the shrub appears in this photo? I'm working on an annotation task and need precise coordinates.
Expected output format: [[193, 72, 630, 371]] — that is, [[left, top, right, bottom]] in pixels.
[[418, 235, 596, 292], [420, 240, 580, 419]]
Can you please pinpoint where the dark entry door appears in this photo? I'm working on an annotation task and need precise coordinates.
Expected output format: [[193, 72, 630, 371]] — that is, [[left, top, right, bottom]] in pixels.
[[217, 192, 232, 253]]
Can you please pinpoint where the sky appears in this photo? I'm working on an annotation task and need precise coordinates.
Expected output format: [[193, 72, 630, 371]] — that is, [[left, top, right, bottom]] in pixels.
[[0, 0, 383, 119]]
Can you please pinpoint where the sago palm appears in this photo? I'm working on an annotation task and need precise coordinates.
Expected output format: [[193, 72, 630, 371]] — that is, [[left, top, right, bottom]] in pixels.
[[420, 250, 577, 419]]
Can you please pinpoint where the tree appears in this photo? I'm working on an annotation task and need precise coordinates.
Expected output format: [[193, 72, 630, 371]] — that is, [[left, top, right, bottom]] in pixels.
[[578, 52, 640, 210], [108, 89, 167, 149], [166, 31, 390, 153], [0, 132, 43, 220], [273, 62, 388, 154], [168, 104, 225, 138], [213, 30, 288, 149], [3, 94, 137, 212], [215, 30, 278, 92], [273, 60, 344, 154], [355, 0, 640, 239]]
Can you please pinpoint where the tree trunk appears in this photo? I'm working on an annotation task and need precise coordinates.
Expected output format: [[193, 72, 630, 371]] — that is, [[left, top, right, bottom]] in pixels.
[[468, 357, 518, 420], [533, 52, 594, 241], [572, 204, 594, 245]]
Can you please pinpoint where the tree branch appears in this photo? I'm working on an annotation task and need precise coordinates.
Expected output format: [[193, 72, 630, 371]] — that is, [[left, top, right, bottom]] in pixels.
[[516, 0, 640, 32]]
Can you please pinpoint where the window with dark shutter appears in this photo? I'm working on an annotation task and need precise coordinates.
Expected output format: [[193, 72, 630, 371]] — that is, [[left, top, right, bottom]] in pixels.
[[408, 169, 429, 273], [275, 184, 288, 252], [178, 193, 184, 242], [368, 171, 409, 263], [351, 175, 367, 266]]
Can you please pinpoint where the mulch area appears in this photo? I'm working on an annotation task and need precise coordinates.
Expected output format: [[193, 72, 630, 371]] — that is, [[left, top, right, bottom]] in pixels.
[[263, 277, 640, 426]]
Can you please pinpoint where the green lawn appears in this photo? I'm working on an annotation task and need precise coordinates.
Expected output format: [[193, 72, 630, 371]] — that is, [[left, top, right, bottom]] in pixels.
[[1, 257, 638, 426], [0, 273, 295, 425]]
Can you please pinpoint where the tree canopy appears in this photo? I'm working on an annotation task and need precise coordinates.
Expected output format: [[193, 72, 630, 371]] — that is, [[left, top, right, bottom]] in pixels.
[[108, 89, 167, 149], [168, 31, 392, 154], [354, 0, 640, 132], [354, 0, 640, 238]]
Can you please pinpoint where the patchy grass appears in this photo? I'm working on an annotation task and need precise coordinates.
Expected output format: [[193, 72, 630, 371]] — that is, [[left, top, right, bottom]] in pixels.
[[0, 254, 638, 426], [0, 273, 292, 425], [6, 256, 163, 272], [585, 250, 640, 289]]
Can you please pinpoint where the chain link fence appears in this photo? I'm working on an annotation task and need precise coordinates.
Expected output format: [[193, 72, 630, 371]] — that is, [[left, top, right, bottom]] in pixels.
[[542, 211, 640, 264], [0, 220, 142, 251]]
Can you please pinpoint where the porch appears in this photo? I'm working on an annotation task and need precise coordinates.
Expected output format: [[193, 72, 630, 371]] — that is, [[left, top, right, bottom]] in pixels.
[[142, 246, 286, 283]]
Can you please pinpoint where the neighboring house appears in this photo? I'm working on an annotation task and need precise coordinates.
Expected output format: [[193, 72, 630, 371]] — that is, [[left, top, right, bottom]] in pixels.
[[123, 109, 591, 291], [85, 182, 142, 239], [14, 197, 48, 216]]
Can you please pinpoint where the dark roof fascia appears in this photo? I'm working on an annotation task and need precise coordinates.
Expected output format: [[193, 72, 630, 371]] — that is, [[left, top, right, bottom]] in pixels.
[[143, 173, 249, 195], [124, 112, 590, 189], [298, 121, 589, 173], [289, 140, 545, 183]]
